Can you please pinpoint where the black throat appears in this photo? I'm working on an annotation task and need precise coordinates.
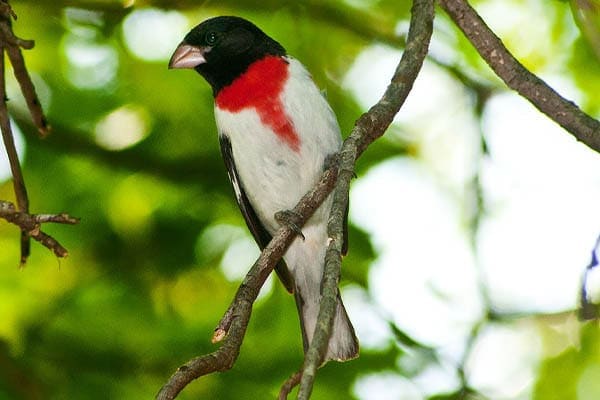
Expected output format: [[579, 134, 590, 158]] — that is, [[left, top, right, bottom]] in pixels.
[[196, 43, 285, 96]]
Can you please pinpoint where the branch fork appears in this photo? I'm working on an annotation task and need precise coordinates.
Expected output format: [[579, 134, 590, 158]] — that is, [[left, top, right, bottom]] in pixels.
[[0, 200, 79, 259]]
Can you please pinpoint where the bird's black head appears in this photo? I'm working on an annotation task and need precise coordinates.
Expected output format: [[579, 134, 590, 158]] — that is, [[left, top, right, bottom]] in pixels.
[[169, 16, 286, 95]]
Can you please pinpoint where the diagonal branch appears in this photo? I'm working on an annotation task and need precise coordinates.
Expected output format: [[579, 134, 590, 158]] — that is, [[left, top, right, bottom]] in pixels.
[[439, 0, 600, 153], [296, 0, 435, 398], [6, 43, 50, 136], [0, 2, 48, 136]]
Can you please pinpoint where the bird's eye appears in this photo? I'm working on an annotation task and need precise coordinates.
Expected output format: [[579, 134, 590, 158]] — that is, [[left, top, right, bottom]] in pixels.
[[205, 32, 217, 45]]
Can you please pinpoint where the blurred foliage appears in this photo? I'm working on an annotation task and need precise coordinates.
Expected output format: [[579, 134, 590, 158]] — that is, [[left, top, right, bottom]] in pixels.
[[533, 322, 600, 400], [569, 0, 600, 63], [0, 0, 599, 399]]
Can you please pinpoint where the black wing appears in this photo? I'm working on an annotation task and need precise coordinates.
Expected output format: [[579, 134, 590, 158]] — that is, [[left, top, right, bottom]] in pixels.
[[219, 134, 294, 293]]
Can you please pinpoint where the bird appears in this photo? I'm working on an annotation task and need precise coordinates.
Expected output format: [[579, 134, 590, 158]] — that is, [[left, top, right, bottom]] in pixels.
[[169, 16, 358, 362]]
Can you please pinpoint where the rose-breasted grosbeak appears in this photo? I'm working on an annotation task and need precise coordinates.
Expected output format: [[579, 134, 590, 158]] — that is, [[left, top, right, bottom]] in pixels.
[[169, 16, 358, 362]]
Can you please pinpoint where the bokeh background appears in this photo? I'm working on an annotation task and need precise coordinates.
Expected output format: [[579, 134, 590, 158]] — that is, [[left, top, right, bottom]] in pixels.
[[1, 0, 600, 399]]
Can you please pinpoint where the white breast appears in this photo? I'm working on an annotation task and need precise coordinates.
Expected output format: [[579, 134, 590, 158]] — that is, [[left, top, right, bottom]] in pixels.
[[215, 57, 342, 233]]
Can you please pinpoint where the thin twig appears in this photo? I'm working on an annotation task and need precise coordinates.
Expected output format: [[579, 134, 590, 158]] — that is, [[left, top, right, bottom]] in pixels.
[[0, 37, 30, 264], [6, 44, 50, 136], [212, 300, 236, 343], [0, 15, 33, 49], [438, 0, 600, 153], [296, 0, 435, 398], [279, 370, 302, 400], [0, 1, 33, 265], [0, 200, 79, 258], [0, 1, 48, 135], [0, 1, 73, 265], [0, 2, 15, 20]]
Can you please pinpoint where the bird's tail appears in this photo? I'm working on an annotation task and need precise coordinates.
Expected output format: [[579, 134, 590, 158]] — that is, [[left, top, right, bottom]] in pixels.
[[286, 226, 359, 362], [294, 287, 359, 362]]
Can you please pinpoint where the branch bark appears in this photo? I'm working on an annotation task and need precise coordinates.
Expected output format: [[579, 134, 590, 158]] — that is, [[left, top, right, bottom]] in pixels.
[[0, 69, 31, 263], [297, 0, 434, 398], [0, 1, 31, 264], [439, 0, 600, 153], [0, 200, 79, 258]]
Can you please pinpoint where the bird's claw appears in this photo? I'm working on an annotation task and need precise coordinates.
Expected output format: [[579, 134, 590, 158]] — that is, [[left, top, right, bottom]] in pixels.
[[324, 152, 357, 178], [275, 210, 305, 240]]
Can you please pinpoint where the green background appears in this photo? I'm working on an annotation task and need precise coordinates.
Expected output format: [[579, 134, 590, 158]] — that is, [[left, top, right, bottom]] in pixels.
[[1, 0, 599, 399]]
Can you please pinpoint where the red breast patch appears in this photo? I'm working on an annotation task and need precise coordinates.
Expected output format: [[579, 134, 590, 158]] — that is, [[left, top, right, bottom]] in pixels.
[[216, 56, 300, 152]]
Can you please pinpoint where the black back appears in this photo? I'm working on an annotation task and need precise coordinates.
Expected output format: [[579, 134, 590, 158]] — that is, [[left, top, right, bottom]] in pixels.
[[183, 16, 286, 95]]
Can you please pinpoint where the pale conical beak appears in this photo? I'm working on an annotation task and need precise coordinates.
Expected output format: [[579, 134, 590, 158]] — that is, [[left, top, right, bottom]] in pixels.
[[168, 44, 208, 69]]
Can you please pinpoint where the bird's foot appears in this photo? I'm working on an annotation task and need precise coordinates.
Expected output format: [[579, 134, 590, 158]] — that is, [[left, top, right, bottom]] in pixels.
[[324, 152, 357, 178], [275, 210, 305, 240]]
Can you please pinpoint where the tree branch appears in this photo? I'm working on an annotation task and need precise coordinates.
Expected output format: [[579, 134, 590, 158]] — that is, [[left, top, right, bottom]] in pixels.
[[5, 44, 50, 136], [438, 0, 600, 153], [0, 200, 79, 258], [296, 0, 435, 398], [279, 370, 302, 400], [0, 2, 30, 264], [156, 166, 339, 400], [0, 0, 74, 265]]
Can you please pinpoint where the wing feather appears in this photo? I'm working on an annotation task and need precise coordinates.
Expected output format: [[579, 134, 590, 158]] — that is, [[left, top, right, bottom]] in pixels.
[[219, 134, 294, 293]]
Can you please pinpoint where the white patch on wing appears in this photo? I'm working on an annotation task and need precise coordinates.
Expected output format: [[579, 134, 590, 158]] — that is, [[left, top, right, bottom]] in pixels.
[[227, 169, 243, 203]]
